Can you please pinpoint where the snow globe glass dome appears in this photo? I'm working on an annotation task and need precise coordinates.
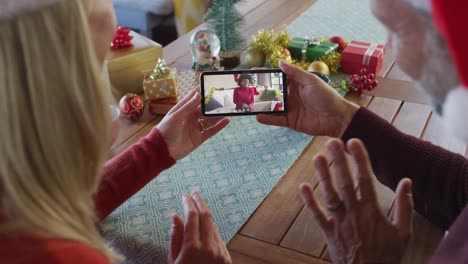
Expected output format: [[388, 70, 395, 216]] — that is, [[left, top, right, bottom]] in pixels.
[[190, 29, 221, 70]]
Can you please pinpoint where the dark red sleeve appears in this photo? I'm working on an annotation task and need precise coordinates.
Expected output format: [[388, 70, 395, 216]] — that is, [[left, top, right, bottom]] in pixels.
[[94, 127, 176, 220], [233, 88, 239, 106], [342, 107, 468, 230]]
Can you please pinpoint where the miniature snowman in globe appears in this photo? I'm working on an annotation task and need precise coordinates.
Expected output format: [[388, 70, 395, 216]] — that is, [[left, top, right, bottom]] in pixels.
[[190, 29, 222, 71]]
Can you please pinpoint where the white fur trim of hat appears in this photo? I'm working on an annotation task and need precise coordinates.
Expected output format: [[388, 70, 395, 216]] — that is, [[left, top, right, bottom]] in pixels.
[[443, 86, 468, 143], [405, 0, 431, 12], [0, 0, 61, 20]]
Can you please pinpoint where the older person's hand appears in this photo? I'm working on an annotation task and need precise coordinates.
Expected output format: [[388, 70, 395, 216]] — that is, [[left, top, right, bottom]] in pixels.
[[168, 192, 232, 264], [256, 61, 359, 138], [300, 139, 414, 263], [156, 88, 230, 160]]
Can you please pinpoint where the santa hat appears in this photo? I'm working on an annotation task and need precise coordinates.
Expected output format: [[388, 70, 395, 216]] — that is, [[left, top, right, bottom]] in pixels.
[[431, 0, 468, 142], [0, 0, 61, 20]]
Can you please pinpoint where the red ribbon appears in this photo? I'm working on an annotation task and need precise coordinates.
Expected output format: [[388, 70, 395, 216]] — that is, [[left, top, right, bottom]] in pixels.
[[111, 26, 134, 49]]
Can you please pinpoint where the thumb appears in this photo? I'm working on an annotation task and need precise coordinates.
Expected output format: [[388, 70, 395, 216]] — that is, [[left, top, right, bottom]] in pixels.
[[392, 178, 414, 240], [168, 213, 184, 263], [256, 113, 288, 128]]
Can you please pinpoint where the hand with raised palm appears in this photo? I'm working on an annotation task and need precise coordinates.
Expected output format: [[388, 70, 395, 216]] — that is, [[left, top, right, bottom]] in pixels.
[[300, 138, 414, 263], [168, 192, 232, 264]]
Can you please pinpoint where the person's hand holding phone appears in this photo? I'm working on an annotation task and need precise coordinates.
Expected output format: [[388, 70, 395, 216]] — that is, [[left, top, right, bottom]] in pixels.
[[257, 61, 359, 138]]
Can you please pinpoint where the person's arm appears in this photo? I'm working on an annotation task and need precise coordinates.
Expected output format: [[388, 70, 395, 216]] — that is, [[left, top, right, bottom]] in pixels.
[[94, 128, 176, 220], [249, 88, 255, 105], [342, 107, 468, 230], [233, 88, 240, 107]]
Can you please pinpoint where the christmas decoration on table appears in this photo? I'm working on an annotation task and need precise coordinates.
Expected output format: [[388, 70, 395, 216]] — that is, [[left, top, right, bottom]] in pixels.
[[248, 29, 293, 68], [190, 29, 221, 71], [341, 40, 385, 75], [148, 70, 200, 115], [119, 93, 144, 120], [288, 36, 339, 62], [339, 68, 379, 95], [328, 36, 348, 52], [244, 48, 266, 68], [204, 0, 245, 69], [111, 26, 134, 49], [107, 30, 163, 97], [307, 61, 330, 77], [142, 58, 178, 101], [148, 96, 181, 115]]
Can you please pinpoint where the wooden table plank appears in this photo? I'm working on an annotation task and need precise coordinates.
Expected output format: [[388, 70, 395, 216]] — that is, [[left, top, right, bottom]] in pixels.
[[366, 97, 402, 122], [393, 102, 431, 137], [387, 63, 413, 82], [230, 251, 269, 264], [239, 136, 329, 244], [229, 235, 330, 264], [421, 113, 467, 155], [363, 78, 428, 105]]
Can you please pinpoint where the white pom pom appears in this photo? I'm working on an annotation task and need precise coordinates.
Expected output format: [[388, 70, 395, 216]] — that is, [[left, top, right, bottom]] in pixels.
[[442, 86, 468, 143], [405, 0, 431, 12]]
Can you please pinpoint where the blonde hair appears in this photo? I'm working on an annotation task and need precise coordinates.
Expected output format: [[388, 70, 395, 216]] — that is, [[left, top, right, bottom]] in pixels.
[[0, 0, 122, 262]]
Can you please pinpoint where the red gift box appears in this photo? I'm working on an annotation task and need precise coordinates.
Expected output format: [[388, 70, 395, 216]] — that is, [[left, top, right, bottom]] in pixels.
[[341, 40, 385, 75]]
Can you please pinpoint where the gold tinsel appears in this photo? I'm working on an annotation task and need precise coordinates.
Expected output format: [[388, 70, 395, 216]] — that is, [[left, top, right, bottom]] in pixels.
[[318, 51, 341, 73], [250, 29, 292, 68], [250, 29, 342, 71]]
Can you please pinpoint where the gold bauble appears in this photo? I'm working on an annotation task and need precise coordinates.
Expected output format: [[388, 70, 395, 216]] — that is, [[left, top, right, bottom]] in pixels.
[[307, 61, 330, 76], [244, 48, 266, 68]]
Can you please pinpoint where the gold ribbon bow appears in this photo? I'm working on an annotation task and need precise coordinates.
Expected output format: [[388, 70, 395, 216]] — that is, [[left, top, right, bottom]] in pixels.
[[147, 58, 171, 80]]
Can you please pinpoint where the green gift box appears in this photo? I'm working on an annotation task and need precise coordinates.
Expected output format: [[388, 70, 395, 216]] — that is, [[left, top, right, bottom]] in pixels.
[[288, 37, 338, 62]]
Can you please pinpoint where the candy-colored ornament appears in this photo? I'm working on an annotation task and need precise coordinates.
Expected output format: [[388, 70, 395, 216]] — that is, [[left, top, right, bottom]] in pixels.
[[244, 48, 266, 68], [119, 93, 144, 120], [328, 36, 347, 52], [307, 61, 330, 77]]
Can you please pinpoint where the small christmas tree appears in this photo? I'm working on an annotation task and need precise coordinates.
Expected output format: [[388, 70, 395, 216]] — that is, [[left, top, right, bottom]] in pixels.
[[204, 0, 245, 57]]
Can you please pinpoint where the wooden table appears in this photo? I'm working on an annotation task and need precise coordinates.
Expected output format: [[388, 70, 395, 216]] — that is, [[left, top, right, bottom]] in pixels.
[[110, 1, 467, 263]]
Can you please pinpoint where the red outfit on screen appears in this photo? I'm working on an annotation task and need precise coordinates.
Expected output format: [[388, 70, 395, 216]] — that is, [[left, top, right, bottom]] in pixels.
[[233, 86, 255, 109]]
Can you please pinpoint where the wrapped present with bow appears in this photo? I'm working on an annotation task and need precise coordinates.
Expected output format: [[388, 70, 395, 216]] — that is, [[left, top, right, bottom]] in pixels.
[[341, 40, 385, 75], [288, 37, 339, 62], [143, 59, 179, 101], [107, 30, 163, 98]]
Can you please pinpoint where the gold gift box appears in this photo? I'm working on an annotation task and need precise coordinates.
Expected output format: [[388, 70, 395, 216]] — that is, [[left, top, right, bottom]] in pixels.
[[106, 31, 163, 97], [143, 69, 179, 100]]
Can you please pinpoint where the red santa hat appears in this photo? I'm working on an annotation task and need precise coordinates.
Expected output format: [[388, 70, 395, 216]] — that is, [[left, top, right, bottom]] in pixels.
[[431, 0, 468, 142], [0, 0, 61, 20]]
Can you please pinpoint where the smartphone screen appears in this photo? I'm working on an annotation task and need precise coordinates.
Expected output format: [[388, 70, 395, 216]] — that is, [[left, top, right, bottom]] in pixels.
[[200, 69, 288, 116]]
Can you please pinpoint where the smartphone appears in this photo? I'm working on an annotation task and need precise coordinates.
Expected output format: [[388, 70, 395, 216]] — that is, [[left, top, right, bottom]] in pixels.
[[200, 69, 288, 116]]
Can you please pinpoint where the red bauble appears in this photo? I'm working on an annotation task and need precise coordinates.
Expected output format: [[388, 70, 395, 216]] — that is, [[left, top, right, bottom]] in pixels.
[[119, 93, 144, 120], [328, 36, 347, 51]]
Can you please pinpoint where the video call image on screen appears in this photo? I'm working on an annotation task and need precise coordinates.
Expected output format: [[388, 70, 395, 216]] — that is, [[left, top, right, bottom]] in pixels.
[[203, 72, 286, 115]]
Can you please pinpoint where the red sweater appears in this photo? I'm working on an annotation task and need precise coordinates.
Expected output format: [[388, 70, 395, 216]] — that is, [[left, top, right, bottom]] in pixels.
[[0, 128, 176, 263], [233, 87, 255, 109], [342, 107, 468, 263]]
